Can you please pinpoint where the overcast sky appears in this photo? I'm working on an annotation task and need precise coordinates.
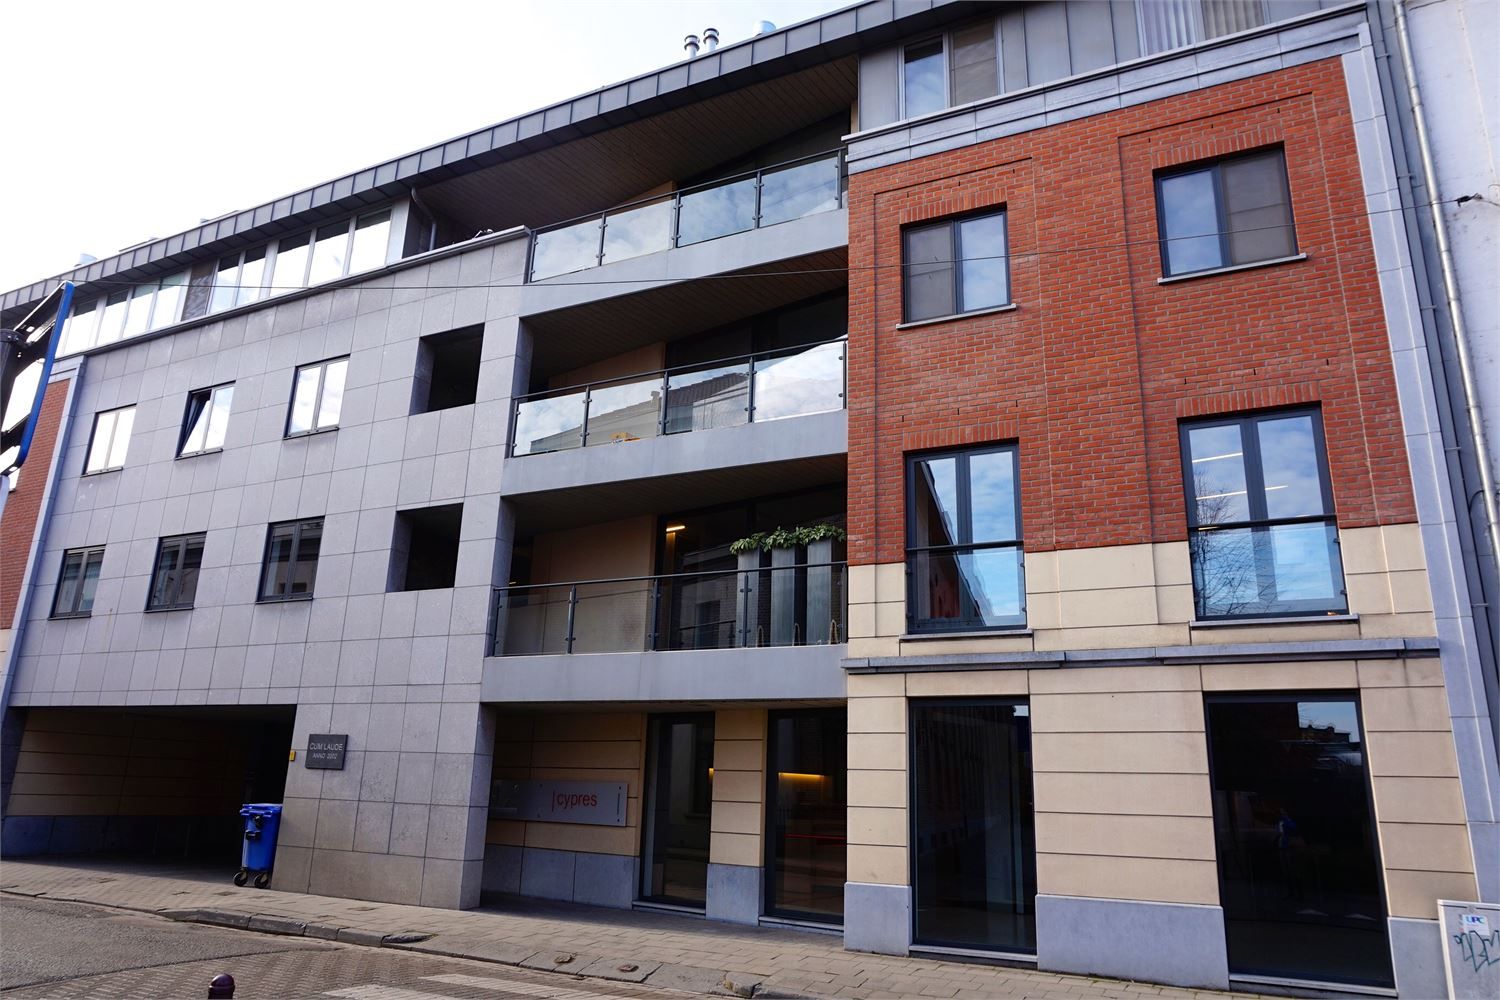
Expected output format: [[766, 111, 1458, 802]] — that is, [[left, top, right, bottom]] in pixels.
[[0, 0, 845, 293]]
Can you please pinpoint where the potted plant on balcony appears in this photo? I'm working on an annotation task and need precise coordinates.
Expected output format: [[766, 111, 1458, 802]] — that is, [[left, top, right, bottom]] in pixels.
[[728, 524, 847, 647]]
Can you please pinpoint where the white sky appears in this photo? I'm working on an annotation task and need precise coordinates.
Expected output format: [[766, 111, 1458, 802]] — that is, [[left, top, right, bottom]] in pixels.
[[0, 0, 846, 294]]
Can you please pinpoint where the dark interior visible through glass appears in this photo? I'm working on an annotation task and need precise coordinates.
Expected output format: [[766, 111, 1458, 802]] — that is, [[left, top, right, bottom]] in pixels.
[[641, 713, 715, 907], [1205, 695, 1393, 988], [766, 708, 848, 922], [911, 699, 1037, 953], [259, 519, 322, 601]]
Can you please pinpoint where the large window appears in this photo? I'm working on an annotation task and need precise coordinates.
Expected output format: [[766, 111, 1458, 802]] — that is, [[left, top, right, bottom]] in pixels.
[[765, 708, 847, 923], [147, 533, 206, 611], [286, 357, 348, 436], [641, 714, 715, 907], [1181, 408, 1345, 619], [1157, 147, 1297, 277], [902, 22, 999, 119], [911, 699, 1036, 954], [83, 406, 135, 474], [1205, 694, 1392, 988], [179, 384, 235, 457], [903, 211, 1009, 323], [907, 445, 1024, 632], [51, 546, 105, 619], [259, 519, 323, 602]]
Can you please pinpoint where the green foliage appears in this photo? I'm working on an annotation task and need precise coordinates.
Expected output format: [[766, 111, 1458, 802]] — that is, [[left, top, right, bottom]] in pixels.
[[728, 523, 847, 554]]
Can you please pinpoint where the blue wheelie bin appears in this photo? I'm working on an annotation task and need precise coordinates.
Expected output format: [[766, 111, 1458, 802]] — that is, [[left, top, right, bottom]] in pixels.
[[235, 803, 283, 888]]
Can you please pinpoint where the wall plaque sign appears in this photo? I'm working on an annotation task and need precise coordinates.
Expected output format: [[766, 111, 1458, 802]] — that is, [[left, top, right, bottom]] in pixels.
[[488, 779, 627, 826], [305, 734, 348, 770]]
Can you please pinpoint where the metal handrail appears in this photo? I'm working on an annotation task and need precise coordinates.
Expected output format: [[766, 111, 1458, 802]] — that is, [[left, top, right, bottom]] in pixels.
[[526, 147, 846, 281], [496, 560, 845, 592]]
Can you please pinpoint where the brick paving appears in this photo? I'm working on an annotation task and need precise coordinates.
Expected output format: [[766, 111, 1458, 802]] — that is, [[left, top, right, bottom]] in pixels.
[[0, 859, 1258, 999]]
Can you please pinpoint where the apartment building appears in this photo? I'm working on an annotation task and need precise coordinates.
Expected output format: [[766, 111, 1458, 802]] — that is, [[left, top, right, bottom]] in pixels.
[[1, 1, 1495, 996]]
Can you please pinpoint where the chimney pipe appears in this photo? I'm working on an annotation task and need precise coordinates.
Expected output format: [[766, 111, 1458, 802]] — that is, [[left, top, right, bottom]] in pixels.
[[683, 33, 700, 58], [702, 27, 719, 52]]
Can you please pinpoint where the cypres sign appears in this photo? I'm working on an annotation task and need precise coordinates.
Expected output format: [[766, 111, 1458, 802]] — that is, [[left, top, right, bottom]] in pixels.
[[488, 779, 626, 826]]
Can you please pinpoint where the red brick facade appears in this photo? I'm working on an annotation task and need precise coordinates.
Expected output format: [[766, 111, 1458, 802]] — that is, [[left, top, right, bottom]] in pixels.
[[1, 378, 70, 624], [846, 58, 1414, 567]]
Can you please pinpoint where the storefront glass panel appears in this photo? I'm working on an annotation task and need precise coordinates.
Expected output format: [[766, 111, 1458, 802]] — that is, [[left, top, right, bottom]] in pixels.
[[641, 713, 715, 907], [766, 708, 847, 922]]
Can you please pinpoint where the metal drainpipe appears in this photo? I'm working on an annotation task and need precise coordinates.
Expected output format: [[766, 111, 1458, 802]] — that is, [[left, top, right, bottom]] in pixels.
[[1393, 0, 1500, 575]]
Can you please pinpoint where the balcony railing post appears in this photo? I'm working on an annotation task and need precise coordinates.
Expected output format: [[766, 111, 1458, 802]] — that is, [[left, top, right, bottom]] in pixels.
[[739, 569, 752, 648], [595, 216, 607, 267], [565, 584, 578, 654], [671, 192, 682, 250], [579, 388, 591, 448], [647, 579, 662, 652], [657, 372, 669, 437], [745, 357, 756, 423], [753, 169, 764, 228]]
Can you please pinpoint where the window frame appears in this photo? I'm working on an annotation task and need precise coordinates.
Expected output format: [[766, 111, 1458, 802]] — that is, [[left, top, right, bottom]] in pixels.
[[146, 532, 207, 612], [82, 405, 136, 475], [257, 518, 323, 603], [284, 356, 350, 437], [899, 19, 1001, 119], [1154, 146, 1298, 278], [50, 546, 105, 619], [1178, 406, 1345, 620], [177, 382, 235, 458], [901, 208, 1011, 325], [904, 442, 1026, 634]]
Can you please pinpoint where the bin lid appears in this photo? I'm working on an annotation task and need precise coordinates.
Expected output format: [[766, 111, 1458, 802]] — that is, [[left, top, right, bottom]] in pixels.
[[239, 802, 284, 816]]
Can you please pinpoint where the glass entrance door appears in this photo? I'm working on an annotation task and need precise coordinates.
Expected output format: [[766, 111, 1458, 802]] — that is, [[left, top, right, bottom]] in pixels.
[[1205, 695, 1393, 988], [910, 699, 1037, 953], [766, 707, 847, 922], [641, 713, 715, 906]]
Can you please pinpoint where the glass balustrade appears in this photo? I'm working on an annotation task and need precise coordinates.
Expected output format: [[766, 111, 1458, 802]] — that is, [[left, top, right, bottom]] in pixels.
[[526, 150, 844, 281], [510, 339, 846, 457], [491, 562, 847, 656]]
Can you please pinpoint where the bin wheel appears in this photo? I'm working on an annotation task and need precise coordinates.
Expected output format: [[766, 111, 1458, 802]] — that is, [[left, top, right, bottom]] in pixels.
[[254, 871, 271, 889], [233, 869, 250, 887]]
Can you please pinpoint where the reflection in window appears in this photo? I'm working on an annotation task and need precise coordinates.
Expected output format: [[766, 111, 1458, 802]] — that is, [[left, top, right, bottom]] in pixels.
[[147, 533, 206, 610], [180, 384, 235, 456], [97, 292, 128, 346], [1158, 148, 1297, 276], [259, 518, 322, 601], [766, 708, 847, 922], [84, 406, 135, 474], [903, 38, 945, 118], [1206, 695, 1392, 987], [1182, 409, 1344, 619], [907, 444, 1024, 631], [949, 22, 998, 105], [51, 546, 105, 618], [274, 232, 312, 291], [286, 357, 348, 435], [308, 221, 350, 286], [903, 210, 1009, 323], [348, 210, 392, 274], [912, 700, 1036, 953]]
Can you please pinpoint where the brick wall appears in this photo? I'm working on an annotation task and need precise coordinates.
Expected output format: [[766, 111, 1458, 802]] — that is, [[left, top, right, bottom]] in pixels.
[[846, 58, 1414, 566], [1, 377, 69, 624]]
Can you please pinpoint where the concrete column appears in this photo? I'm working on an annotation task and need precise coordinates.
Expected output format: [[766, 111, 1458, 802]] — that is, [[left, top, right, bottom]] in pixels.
[[842, 673, 911, 954], [707, 708, 765, 924], [274, 700, 494, 908]]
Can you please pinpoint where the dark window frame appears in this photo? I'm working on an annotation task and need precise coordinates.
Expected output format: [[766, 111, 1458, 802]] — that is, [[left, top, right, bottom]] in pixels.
[[50, 546, 105, 619], [284, 355, 349, 437], [178, 381, 235, 458], [904, 442, 1026, 634], [762, 706, 848, 925], [146, 532, 207, 611], [1154, 145, 1298, 278], [899, 19, 1000, 119], [1179, 406, 1346, 620], [257, 517, 323, 603], [82, 405, 135, 475], [901, 208, 1011, 324]]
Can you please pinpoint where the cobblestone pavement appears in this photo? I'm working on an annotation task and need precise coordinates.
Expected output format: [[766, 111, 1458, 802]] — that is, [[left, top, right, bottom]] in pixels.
[[0, 859, 1262, 999]]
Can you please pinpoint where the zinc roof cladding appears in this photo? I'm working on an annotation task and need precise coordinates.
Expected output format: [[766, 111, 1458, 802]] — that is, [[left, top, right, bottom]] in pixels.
[[1, 0, 974, 322]]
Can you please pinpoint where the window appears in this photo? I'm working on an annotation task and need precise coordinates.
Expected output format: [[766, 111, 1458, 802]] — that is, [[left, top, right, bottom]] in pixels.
[[388, 504, 462, 592], [51, 546, 104, 618], [286, 358, 348, 436], [1157, 147, 1297, 277], [179, 384, 234, 456], [766, 708, 847, 923], [1205, 694, 1392, 987], [901, 22, 999, 119], [259, 518, 322, 601], [903, 211, 1009, 323], [949, 22, 999, 105], [349, 209, 393, 274], [411, 326, 482, 413], [60, 272, 189, 355], [1181, 408, 1345, 619], [1139, 1, 1271, 55], [907, 444, 1024, 632], [903, 39, 946, 118], [209, 247, 269, 314], [147, 533, 205, 611], [83, 406, 135, 474]]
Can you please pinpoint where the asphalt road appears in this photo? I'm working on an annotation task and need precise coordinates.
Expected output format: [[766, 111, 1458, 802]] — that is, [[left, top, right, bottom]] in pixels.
[[0, 895, 688, 1000]]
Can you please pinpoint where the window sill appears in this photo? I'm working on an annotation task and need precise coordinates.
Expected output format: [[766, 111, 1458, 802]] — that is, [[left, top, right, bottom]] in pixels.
[[1157, 253, 1307, 284], [284, 426, 339, 440], [143, 604, 194, 614], [49, 612, 92, 621], [896, 303, 1018, 331], [902, 628, 1032, 641], [1191, 613, 1357, 629], [256, 594, 314, 605], [80, 467, 123, 478], [176, 447, 224, 461]]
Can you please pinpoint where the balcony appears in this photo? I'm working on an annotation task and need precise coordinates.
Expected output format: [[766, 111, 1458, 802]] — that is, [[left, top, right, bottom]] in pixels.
[[526, 150, 845, 282], [491, 560, 847, 656], [511, 339, 846, 458]]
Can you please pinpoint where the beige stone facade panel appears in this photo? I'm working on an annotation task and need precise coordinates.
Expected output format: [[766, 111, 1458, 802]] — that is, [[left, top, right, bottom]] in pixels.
[[1034, 812, 1216, 861], [1029, 665, 1199, 694], [711, 800, 763, 836], [874, 563, 904, 604], [848, 637, 901, 658], [847, 768, 907, 809], [1366, 731, 1460, 777], [903, 670, 1029, 697], [1033, 731, 1209, 774], [710, 831, 761, 868], [1057, 587, 1161, 629], [1381, 523, 1426, 572], [1055, 543, 1158, 593], [529, 740, 641, 770], [847, 843, 907, 885], [1031, 691, 1205, 733], [714, 709, 765, 741], [1384, 869, 1480, 920], [1188, 621, 1362, 645], [712, 769, 762, 804], [1153, 541, 1193, 587], [1034, 623, 1191, 651], [1346, 571, 1394, 616], [1358, 611, 1437, 638], [1037, 853, 1219, 905], [847, 732, 906, 770], [523, 822, 638, 855], [898, 635, 1036, 656], [1339, 525, 1387, 576], [1199, 660, 1358, 691], [847, 696, 906, 734], [1033, 771, 1213, 817], [847, 673, 906, 697], [848, 602, 876, 640], [530, 713, 644, 742], [1378, 823, 1475, 874], [1370, 776, 1468, 824], [713, 738, 764, 772], [847, 806, 907, 847], [1356, 658, 1446, 687], [849, 564, 876, 606], [1361, 687, 1454, 732]]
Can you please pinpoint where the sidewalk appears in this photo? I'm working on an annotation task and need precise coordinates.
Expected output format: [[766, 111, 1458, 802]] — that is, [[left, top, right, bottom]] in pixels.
[[0, 858, 1251, 1000]]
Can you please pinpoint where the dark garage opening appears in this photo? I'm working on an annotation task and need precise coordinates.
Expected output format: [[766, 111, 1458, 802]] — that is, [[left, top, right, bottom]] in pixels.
[[389, 503, 464, 591]]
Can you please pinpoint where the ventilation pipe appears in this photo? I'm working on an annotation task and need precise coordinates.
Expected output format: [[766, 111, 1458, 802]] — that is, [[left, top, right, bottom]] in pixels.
[[684, 33, 700, 58], [702, 27, 719, 52], [756, 20, 776, 35]]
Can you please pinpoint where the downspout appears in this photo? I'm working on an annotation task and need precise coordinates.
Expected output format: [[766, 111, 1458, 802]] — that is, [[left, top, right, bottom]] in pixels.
[[1393, 0, 1500, 577]]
